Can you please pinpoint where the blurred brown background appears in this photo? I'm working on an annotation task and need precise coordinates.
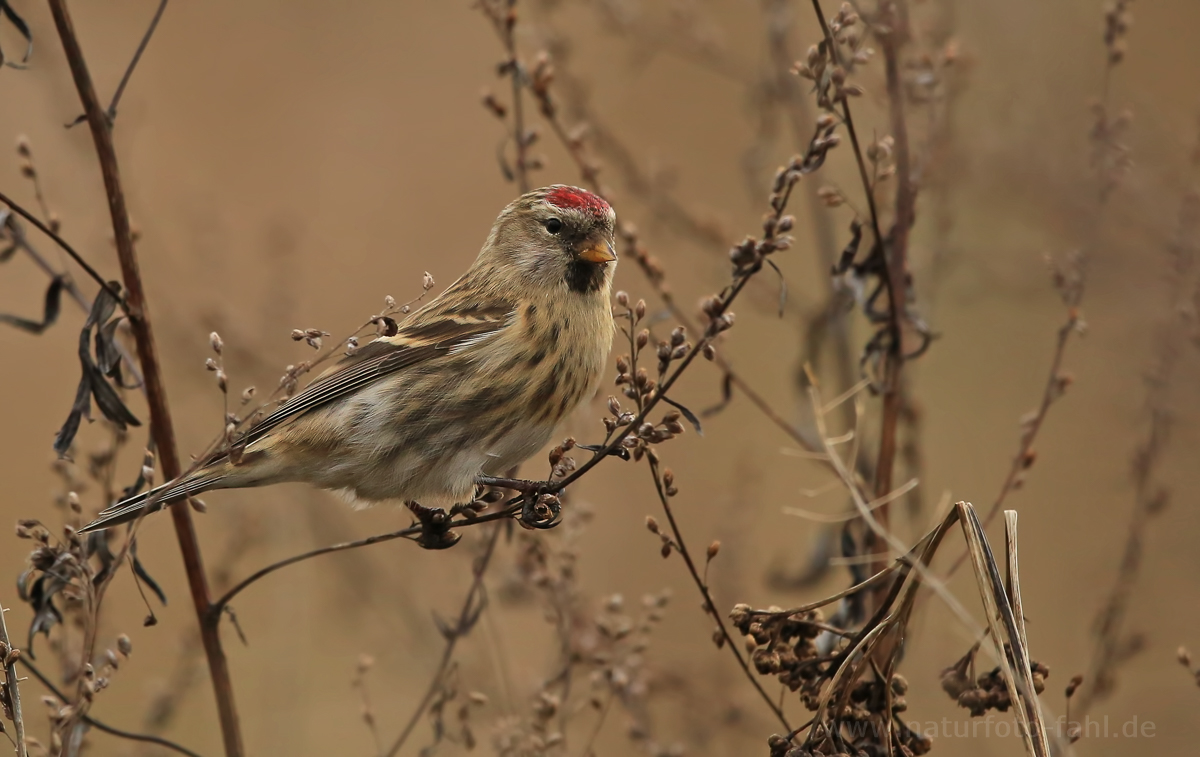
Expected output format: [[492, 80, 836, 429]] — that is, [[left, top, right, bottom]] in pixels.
[[2, 0, 1200, 755]]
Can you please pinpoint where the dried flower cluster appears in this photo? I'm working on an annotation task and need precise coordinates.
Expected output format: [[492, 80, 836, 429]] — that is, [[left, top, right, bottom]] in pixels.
[[940, 648, 1049, 717]]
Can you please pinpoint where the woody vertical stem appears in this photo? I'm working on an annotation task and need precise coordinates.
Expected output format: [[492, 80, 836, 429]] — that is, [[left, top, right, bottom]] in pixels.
[[46, 2, 244, 755], [873, 0, 915, 586]]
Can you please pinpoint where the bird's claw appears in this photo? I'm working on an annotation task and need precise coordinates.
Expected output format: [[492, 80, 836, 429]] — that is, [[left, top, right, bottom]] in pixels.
[[474, 477, 563, 530], [406, 501, 462, 550], [518, 493, 562, 530]]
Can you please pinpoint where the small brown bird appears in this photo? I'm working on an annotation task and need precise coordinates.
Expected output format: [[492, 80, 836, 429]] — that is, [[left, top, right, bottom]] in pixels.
[[81, 186, 618, 532]]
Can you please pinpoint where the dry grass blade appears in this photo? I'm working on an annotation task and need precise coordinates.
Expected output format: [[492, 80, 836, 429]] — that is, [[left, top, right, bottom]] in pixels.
[[1004, 512, 1029, 654], [0, 601, 28, 757], [957, 504, 1050, 757]]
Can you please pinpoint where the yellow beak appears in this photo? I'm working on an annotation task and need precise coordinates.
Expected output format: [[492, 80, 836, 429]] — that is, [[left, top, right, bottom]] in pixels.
[[578, 241, 617, 264]]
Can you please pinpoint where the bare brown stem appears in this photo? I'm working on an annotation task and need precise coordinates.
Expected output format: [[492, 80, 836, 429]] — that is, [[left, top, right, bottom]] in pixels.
[[646, 453, 792, 730], [870, 0, 915, 569], [45, 2, 243, 754]]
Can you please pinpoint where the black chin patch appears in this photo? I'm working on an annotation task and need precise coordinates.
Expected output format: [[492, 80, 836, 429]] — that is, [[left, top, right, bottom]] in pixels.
[[565, 260, 607, 294]]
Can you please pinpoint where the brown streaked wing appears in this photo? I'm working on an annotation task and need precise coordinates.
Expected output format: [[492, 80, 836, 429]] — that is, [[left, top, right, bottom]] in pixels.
[[229, 302, 515, 450]]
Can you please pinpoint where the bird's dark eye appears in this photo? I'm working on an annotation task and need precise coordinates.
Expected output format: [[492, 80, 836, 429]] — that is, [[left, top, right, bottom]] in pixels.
[[544, 217, 563, 235]]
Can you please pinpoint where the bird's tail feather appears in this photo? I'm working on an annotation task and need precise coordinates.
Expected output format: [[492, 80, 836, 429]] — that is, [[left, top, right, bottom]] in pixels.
[[79, 473, 223, 533]]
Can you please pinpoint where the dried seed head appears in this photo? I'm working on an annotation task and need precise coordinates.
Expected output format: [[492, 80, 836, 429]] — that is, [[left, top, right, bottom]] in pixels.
[[205, 358, 218, 371], [481, 90, 508, 118], [16, 134, 31, 157], [423, 272, 435, 290], [1066, 674, 1084, 697], [291, 329, 305, 341], [209, 332, 223, 354], [817, 186, 844, 207], [615, 290, 630, 307], [707, 540, 720, 560], [116, 634, 133, 656], [645, 515, 659, 534]]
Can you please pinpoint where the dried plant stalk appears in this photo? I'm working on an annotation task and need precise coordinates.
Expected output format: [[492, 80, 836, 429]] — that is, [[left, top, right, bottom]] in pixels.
[[45, 1, 244, 754]]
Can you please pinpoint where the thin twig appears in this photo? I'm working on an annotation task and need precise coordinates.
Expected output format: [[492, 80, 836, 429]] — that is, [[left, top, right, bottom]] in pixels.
[[1075, 137, 1198, 714], [212, 525, 419, 617], [980, 315, 1078, 531], [383, 525, 502, 757], [0, 189, 125, 308], [0, 601, 28, 757], [45, 2, 243, 754], [808, 0, 915, 592], [762, 0, 859, 440], [576, 689, 613, 757], [647, 454, 791, 730], [19, 657, 204, 757], [481, 0, 530, 192], [105, 0, 168, 123], [210, 504, 519, 617]]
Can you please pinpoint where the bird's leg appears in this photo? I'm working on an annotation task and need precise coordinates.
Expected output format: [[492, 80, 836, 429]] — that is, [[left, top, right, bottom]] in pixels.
[[405, 501, 461, 550]]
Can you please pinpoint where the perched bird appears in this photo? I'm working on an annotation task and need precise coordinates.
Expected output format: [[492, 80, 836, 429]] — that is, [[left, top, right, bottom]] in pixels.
[[80, 185, 618, 533]]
